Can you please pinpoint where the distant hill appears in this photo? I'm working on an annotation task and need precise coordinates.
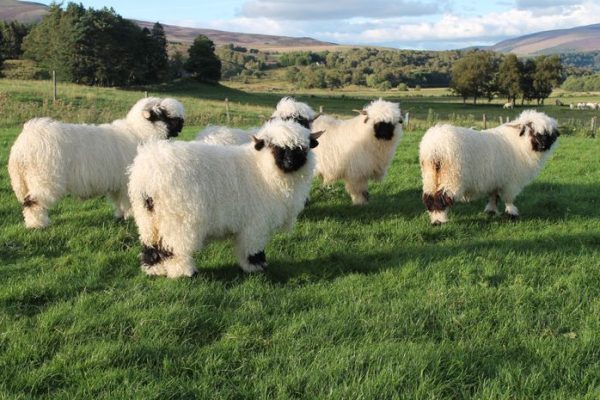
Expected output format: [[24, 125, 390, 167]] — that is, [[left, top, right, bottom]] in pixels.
[[0, 0, 48, 23], [0, 1, 336, 51], [490, 24, 600, 55]]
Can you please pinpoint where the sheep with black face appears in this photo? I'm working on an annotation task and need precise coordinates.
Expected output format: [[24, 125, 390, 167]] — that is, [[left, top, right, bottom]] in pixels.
[[127, 119, 321, 278], [419, 110, 559, 225], [8, 97, 185, 228], [310, 99, 403, 205], [195, 97, 319, 145]]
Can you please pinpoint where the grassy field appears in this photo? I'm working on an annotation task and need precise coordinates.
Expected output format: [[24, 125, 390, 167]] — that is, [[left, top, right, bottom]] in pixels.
[[1, 78, 600, 398]]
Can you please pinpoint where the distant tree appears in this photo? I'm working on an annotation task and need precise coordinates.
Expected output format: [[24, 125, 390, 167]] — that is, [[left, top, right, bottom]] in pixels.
[[450, 50, 497, 104], [519, 59, 536, 105], [168, 51, 186, 80], [497, 54, 522, 104], [185, 35, 221, 83], [0, 20, 30, 59], [22, 2, 169, 86], [532, 55, 563, 104], [147, 22, 169, 82]]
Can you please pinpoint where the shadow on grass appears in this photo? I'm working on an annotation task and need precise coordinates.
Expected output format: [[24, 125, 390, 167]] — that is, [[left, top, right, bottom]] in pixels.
[[195, 231, 600, 286]]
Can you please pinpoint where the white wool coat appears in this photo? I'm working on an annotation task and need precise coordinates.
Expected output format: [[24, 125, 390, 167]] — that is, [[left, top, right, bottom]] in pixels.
[[8, 97, 185, 227], [128, 120, 315, 277]]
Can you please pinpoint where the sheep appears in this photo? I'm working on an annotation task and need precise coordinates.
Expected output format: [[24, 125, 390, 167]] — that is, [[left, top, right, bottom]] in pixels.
[[127, 119, 322, 278], [310, 99, 403, 205], [195, 97, 319, 145], [570, 103, 575, 110], [8, 97, 185, 228], [503, 102, 514, 109], [577, 103, 588, 110], [586, 102, 599, 110], [419, 110, 559, 225]]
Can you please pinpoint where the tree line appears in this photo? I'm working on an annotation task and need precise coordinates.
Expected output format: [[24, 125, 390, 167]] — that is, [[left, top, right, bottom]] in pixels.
[[451, 51, 564, 105], [0, 2, 221, 85]]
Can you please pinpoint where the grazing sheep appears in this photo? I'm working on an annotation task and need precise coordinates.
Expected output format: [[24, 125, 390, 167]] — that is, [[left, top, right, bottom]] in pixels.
[[128, 119, 321, 278], [503, 102, 514, 109], [586, 102, 599, 110], [196, 97, 319, 145], [420, 110, 559, 225], [577, 103, 588, 110], [570, 103, 575, 110], [8, 97, 185, 228], [310, 99, 403, 205]]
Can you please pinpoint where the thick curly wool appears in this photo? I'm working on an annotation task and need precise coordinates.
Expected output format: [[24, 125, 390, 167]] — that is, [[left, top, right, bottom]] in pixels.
[[8, 97, 185, 228], [311, 99, 403, 205], [419, 110, 559, 224], [195, 97, 316, 145], [128, 119, 316, 278]]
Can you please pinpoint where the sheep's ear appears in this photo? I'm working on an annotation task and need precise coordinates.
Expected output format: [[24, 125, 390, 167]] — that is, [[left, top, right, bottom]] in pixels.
[[252, 135, 265, 151], [142, 110, 152, 120], [518, 122, 533, 136], [309, 130, 324, 148]]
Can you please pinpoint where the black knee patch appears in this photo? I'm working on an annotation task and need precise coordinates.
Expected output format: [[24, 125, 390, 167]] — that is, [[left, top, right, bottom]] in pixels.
[[248, 250, 266, 266], [141, 244, 173, 266], [23, 195, 37, 208], [143, 194, 154, 212], [423, 190, 453, 211]]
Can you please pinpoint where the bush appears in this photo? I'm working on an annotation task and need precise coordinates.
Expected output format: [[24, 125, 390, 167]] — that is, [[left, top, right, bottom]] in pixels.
[[1, 59, 50, 80], [397, 83, 408, 91]]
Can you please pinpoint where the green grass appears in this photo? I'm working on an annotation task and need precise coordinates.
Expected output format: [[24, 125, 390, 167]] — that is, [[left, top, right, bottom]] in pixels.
[[1, 78, 600, 398]]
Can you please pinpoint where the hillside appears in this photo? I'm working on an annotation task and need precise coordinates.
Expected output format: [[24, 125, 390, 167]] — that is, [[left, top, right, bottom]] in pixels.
[[0, 0, 47, 23], [0, 0, 336, 51], [491, 23, 600, 55]]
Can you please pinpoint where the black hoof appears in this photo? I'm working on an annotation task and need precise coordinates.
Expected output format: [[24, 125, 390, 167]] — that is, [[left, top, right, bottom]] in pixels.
[[431, 220, 442, 226], [362, 190, 370, 201], [504, 212, 519, 220], [485, 210, 497, 217]]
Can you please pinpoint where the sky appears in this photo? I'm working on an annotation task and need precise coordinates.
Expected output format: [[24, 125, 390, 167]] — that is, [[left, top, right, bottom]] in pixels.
[[35, 0, 600, 50]]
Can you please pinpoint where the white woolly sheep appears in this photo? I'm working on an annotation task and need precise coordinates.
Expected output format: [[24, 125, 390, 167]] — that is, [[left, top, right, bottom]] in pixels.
[[586, 102, 599, 110], [310, 99, 403, 205], [419, 110, 559, 225], [127, 119, 322, 278], [8, 97, 185, 228], [195, 97, 319, 145], [502, 102, 514, 109]]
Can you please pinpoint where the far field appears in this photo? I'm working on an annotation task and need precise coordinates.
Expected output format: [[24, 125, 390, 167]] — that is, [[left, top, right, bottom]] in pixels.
[[0, 78, 599, 398]]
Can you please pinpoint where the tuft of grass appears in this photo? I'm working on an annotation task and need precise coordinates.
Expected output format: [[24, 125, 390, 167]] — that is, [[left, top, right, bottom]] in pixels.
[[0, 79, 599, 398]]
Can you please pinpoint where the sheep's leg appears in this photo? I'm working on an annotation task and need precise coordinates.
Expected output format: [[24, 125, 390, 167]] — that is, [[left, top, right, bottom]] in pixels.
[[21, 194, 51, 229], [345, 179, 370, 205], [20, 178, 63, 229], [115, 190, 133, 219], [484, 193, 499, 216], [499, 190, 520, 219], [422, 189, 454, 226], [236, 230, 269, 273]]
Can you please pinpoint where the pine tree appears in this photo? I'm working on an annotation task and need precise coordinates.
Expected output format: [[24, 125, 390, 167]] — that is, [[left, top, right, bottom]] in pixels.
[[185, 35, 221, 83]]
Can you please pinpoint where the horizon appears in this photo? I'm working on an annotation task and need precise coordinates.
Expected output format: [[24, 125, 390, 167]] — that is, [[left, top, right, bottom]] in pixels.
[[27, 1, 600, 50]]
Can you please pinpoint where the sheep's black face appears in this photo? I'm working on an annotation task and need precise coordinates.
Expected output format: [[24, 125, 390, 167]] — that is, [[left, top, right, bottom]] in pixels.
[[271, 145, 309, 173], [374, 121, 396, 140], [530, 128, 559, 152], [147, 108, 184, 138]]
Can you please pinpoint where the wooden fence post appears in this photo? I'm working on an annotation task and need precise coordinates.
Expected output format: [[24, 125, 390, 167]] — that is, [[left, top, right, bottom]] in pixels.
[[225, 98, 230, 125], [483, 114, 487, 130], [144, 91, 148, 98], [319, 105, 323, 113], [405, 112, 410, 130], [52, 70, 57, 102], [591, 116, 597, 138]]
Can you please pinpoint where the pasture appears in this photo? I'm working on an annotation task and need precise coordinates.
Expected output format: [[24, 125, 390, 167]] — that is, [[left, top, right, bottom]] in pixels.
[[1, 78, 599, 398]]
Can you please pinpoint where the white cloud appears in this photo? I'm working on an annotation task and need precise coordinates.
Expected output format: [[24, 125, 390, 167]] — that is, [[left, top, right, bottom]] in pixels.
[[239, 0, 444, 20]]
